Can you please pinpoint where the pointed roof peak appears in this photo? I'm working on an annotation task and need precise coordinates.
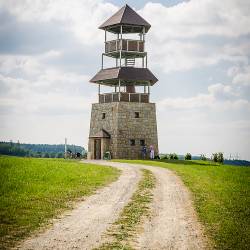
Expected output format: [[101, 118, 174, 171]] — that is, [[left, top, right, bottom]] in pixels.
[[99, 4, 151, 33]]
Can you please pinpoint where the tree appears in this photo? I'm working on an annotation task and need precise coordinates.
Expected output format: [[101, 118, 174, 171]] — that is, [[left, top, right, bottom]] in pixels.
[[185, 153, 192, 160], [44, 153, 50, 158], [212, 153, 218, 162], [217, 152, 224, 164], [50, 152, 56, 158], [200, 154, 207, 161], [56, 152, 64, 158]]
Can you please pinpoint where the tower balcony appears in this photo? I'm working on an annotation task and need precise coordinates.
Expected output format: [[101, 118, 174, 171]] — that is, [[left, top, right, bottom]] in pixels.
[[105, 39, 145, 58], [99, 92, 149, 103]]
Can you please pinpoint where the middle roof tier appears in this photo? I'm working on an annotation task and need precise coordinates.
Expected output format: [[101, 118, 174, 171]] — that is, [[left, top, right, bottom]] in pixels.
[[90, 67, 158, 86]]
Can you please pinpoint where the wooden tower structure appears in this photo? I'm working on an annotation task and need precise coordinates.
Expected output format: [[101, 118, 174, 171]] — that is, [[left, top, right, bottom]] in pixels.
[[88, 4, 158, 159]]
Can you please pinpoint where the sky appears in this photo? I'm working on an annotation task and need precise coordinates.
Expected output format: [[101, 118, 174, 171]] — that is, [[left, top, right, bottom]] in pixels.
[[0, 0, 249, 160]]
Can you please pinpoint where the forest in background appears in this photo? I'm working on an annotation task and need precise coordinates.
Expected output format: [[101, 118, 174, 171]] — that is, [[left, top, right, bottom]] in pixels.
[[0, 141, 86, 158]]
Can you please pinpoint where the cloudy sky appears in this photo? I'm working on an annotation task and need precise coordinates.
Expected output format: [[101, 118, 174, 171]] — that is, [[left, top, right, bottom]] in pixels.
[[0, 0, 249, 160]]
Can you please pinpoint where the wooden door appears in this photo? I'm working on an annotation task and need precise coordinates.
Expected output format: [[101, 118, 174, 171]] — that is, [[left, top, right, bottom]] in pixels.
[[94, 139, 101, 159]]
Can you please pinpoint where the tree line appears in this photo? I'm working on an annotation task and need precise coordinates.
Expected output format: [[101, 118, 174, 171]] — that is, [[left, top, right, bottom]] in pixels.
[[0, 141, 86, 158]]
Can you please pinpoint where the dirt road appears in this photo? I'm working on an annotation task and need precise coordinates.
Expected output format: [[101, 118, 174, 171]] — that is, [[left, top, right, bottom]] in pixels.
[[17, 161, 207, 250], [17, 162, 141, 250]]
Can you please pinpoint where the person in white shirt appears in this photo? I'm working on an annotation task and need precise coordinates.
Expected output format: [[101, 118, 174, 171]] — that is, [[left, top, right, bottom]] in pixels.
[[150, 145, 154, 160]]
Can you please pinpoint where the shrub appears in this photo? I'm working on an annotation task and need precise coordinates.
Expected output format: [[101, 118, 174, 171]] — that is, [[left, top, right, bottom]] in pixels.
[[185, 153, 192, 160], [161, 154, 169, 160], [169, 153, 178, 160]]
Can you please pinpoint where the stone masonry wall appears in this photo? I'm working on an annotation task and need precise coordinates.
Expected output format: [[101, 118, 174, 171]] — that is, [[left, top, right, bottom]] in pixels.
[[88, 102, 158, 159]]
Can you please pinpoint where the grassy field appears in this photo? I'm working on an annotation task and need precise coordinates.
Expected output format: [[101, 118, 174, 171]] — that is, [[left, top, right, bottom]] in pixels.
[[115, 159, 250, 250], [0, 156, 120, 249]]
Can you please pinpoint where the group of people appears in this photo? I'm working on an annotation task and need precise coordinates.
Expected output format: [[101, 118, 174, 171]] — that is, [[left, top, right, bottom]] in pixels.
[[141, 145, 155, 160]]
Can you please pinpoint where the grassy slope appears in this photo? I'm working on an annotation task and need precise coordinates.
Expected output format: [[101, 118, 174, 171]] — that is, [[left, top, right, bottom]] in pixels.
[[115, 159, 250, 250], [0, 156, 120, 249]]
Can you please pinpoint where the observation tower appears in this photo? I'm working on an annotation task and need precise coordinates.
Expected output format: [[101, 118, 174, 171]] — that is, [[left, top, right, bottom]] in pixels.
[[88, 4, 158, 159]]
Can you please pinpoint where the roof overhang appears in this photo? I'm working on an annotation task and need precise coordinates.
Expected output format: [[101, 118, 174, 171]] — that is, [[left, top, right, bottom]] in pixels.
[[90, 67, 158, 86], [89, 129, 111, 139], [99, 4, 151, 34]]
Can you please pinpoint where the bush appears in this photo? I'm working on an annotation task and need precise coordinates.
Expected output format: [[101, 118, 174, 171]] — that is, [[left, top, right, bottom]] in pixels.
[[161, 154, 169, 160], [185, 153, 192, 160], [82, 152, 88, 159], [169, 153, 178, 160]]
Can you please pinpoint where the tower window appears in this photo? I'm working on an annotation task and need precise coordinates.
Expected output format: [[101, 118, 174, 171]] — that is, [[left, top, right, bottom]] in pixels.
[[140, 140, 145, 146], [102, 113, 106, 119], [135, 112, 140, 118], [130, 139, 135, 146]]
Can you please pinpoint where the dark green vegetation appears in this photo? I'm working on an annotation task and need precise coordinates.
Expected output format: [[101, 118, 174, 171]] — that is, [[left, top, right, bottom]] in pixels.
[[116, 159, 250, 250], [0, 141, 85, 158], [0, 156, 120, 249], [97, 169, 156, 250]]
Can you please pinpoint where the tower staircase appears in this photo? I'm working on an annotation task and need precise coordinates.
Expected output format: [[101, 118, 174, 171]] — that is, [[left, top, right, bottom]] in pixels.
[[125, 58, 135, 67]]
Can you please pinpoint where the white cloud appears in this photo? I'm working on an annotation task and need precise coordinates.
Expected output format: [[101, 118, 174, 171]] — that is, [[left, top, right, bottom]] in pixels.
[[0, 0, 117, 46], [141, 0, 250, 39], [0, 51, 94, 117], [139, 1, 250, 72], [232, 66, 250, 87], [159, 80, 250, 111]]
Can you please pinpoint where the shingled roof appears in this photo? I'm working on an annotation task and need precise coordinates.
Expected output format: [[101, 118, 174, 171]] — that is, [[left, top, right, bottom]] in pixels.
[[99, 4, 151, 33], [90, 67, 158, 86]]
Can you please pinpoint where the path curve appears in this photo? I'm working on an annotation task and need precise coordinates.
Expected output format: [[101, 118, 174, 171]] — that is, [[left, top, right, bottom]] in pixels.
[[16, 161, 141, 250], [93, 161, 207, 250]]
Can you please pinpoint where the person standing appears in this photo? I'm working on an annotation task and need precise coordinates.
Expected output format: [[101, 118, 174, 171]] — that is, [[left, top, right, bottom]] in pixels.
[[142, 145, 147, 160], [150, 145, 155, 160]]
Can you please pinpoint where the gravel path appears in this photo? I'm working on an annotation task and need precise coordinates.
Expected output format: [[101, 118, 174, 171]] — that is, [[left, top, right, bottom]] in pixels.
[[134, 164, 207, 250], [95, 161, 207, 250], [17, 160, 207, 250], [16, 161, 141, 250]]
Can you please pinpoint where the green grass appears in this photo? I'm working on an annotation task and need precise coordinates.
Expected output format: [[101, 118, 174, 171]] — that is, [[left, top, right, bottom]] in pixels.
[[115, 159, 250, 250], [0, 156, 120, 249], [97, 169, 156, 250]]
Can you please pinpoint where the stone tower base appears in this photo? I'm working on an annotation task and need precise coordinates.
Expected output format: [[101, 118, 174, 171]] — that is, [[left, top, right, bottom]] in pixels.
[[88, 102, 158, 160]]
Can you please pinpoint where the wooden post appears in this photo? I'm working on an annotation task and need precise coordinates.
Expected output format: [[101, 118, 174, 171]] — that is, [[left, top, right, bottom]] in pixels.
[[148, 82, 150, 101], [119, 25, 122, 67], [104, 29, 107, 53], [64, 138, 67, 159], [118, 79, 121, 101]]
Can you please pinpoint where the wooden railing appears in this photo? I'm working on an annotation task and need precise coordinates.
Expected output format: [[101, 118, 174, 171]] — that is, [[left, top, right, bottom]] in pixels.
[[105, 39, 144, 54], [99, 92, 149, 103]]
